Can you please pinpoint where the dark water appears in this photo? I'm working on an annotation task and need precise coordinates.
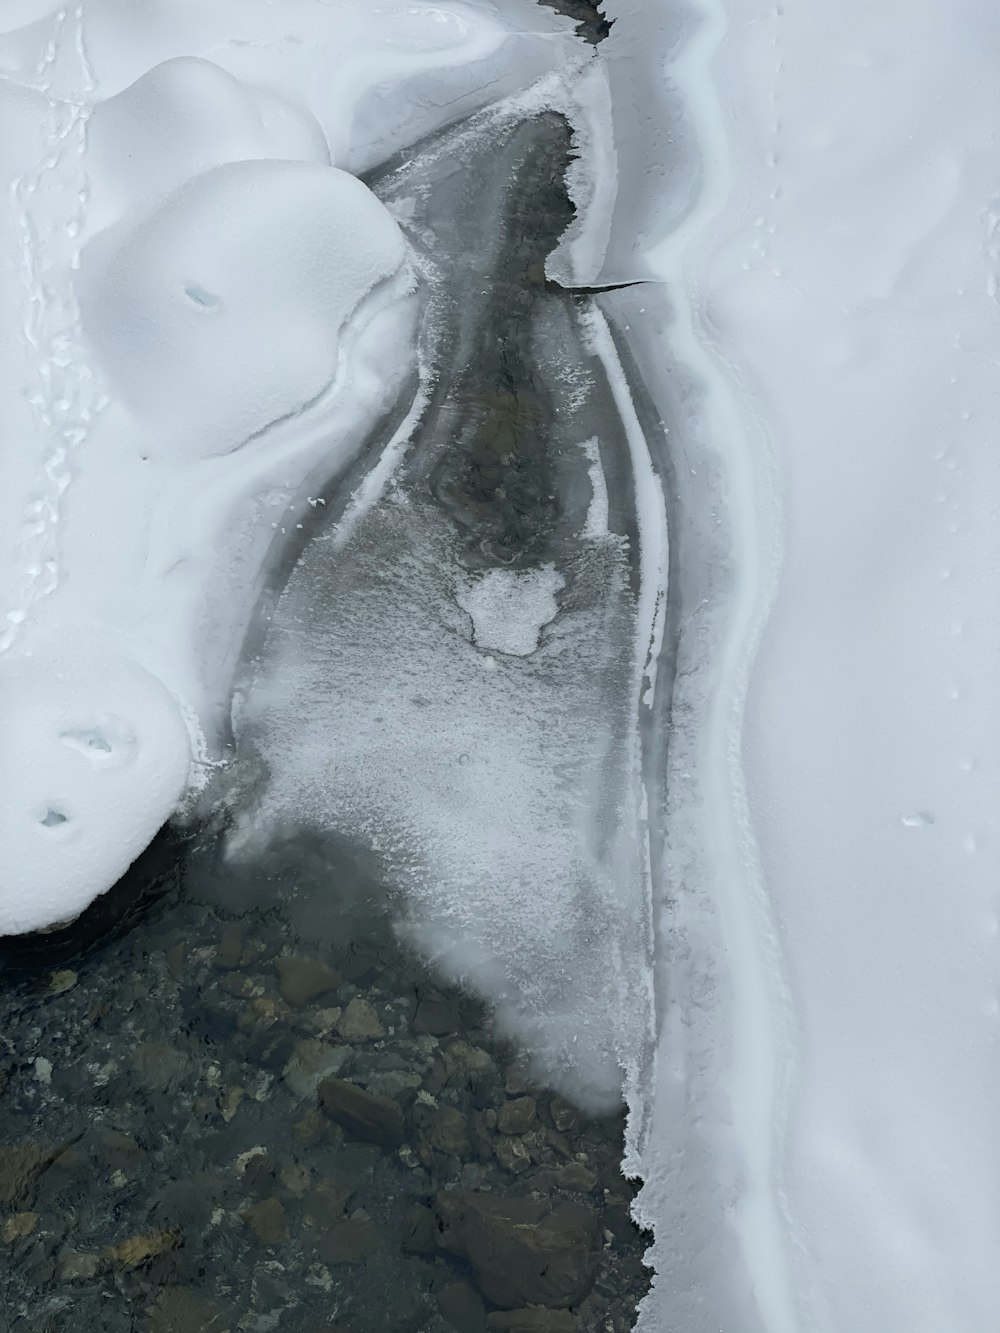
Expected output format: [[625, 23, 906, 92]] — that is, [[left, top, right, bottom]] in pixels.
[[0, 14, 653, 1330]]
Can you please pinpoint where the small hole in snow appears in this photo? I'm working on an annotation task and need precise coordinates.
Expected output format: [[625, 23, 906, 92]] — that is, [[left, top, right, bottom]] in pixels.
[[183, 283, 221, 311], [40, 808, 69, 828], [60, 727, 113, 756]]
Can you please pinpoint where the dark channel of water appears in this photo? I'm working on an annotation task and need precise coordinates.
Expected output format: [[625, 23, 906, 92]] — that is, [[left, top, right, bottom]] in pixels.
[[0, 10, 654, 1331]]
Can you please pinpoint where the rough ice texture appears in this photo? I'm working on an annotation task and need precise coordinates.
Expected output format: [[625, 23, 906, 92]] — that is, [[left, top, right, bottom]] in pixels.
[[594, 1, 1000, 1331], [455, 566, 566, 657], [0, 0, 578, 930]]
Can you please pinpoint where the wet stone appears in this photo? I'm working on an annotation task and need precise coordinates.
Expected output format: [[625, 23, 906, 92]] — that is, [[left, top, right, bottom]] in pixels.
[[413, 995, 461, 1036], [438, 1278, 488, 1332], [48, 968, 78, 995], [487, 1312, 578, 1333], [318, 1076, 405, 1148], [549, 1096, 579, 1135], [57, 1249, 99, 1282], [129, 1042, 189, 1091], [283, 1038, 351, 1100], [1, 1211, 38, 1242], [495, 1136, 532, 1175], [243, 1196, 288, 1245], [318, 1215, 380, 1265], [336, 996, 384, 1041], [497, 1095, 536, 1135], [428, 1105, 469, 1156], [103, 1227, 181, 1269], [0, 1142, 62, 1205], [402, 1203, 437, 1254], [147, 1287, 231, 1332], [436, 1191, 599, 1309], [213, 924, 244, 970], [276, 955, 341, 1009]]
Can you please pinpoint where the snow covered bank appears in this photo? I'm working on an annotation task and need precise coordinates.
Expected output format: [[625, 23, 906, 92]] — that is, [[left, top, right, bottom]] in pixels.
[[0, 0, 579, 932], [599, 0, 1000, 1329]]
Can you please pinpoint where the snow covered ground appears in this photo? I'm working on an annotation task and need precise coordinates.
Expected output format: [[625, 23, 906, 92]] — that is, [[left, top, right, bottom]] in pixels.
[[603, 1, 1000, 1330], [3, 1, 999, 1330]]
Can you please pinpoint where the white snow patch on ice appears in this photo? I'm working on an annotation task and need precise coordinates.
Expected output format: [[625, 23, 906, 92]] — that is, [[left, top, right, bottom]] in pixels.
[[456, 564, 565, 657]]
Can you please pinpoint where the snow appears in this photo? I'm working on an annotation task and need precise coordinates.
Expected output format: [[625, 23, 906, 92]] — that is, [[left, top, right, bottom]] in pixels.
[[456, 565, 565, 657], [0, 0, 579, 931], [594, 0, 1000, 1330]]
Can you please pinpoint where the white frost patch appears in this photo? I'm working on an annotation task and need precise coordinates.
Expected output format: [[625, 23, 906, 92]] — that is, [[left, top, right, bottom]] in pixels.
[[580, 437, 610, 540], [456, 564, 565, 657]]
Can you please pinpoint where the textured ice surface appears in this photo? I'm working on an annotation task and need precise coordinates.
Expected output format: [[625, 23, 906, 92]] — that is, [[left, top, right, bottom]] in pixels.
[[0, 0, 578, 930], [456, 565, 565, 657]]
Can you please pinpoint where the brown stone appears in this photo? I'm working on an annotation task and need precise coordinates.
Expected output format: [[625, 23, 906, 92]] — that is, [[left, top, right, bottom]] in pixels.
[[494, 1137, 531, 1174], [486, 1312, 577, 1333], [243, 1197, 287, 1245], [276, 956, 341, 1009], [104, 1228, 180, 1269], [318, 1077, 404, 1148], [429, 1105, 469, 1156], [318, 1216, 379, 1264], [1, 1212, 37, 1242], [0, 1143, 62, 1205], [147, 1286, 231, 1332], [436, 1191, 598, 1309], [335, 997, 384, 1041], [497, 1097, 536, 1135]]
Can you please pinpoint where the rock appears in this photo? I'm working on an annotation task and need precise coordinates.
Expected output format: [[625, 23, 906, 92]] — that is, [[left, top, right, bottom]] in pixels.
[[413, 996, 460, 1037], [243, 1197, 287, 1245], [335, 997, 384, 1041], [441, 1042, 495, 1079], [319, 1216, 380, 1264], [1, 1212, 38, 1242], [556, 1162, 598, 1192], [497, 1097, 536, 1135], [58, 1250, 99, 1282], [213, 924, 244, 970], [280, 1163, 311, 1197], [0, 1143, 62, 1205], [104, 1228, 180, 1269], [401, 1203, 437, 1254], [318, 1077, 404, 1149], [129, 1043, 189, 1092], [283, 1039, 350, 1100], [276, 956, 341, 1009], [429, 1105, 469, 1156], [549, 1097, 578, 1135], [494, 1137, 531, 1175], [237, 997, 277, 1032], [437, 1279, 487, 1332], [147, 1287, 231, 1332], [436, 1192, 599, 1309], [487, 1312, 577, 1333], [48, 969, 78, 995]]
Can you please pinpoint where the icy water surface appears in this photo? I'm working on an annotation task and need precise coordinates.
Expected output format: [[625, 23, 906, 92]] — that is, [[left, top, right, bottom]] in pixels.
[[0, 44, 655, 1333]]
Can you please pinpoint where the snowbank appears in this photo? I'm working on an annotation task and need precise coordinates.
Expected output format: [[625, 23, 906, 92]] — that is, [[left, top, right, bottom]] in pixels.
[[0, 0, 579, 931], [595, 0, 1000, 1330]]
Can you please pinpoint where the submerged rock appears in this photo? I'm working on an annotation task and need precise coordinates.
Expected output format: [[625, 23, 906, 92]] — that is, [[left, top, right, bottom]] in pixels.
[[318, 1076, 404, 1148], [436, 1190, 599, 1308]]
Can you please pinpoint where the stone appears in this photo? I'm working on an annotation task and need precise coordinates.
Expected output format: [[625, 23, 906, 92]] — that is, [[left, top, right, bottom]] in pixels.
[[494, 1137, 531, 1175], [429, 1105, 469, 1157], [213, 924, 244, 970], [243, 1197, 287, 1245], [548, 1097, 578, 1135], [335, 997, 384, 1041], [441, 1042, 495, 1079], [504, 1068, 533, 1096], [104, 1228, 180, 1269], [318, 1216, 380, 1264], [0, 1143, 62, 1205], [147, 1287, 231, 1332], [413, 996, 460, 1037], [1, 1211, 38, 1242], [401, 1203, 437, 1255], [318, 1077, 404, 1149], [58, 1250, 99, 1282], [556, 1162, 598, 1192], [48, 969, 78, 995], [276, 956, 341, 1009], [437, 1279, 487, 1332], [497, 1097, 536, 1135], [435, 1192, 599, 1309], [129, 1043, 189, 1092], [283, 1039, 350, 1100], [486, 1312, 577, 1333]]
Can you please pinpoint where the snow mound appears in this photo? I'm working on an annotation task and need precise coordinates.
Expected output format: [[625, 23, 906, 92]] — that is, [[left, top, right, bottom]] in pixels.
[[0, 632, 192, 935], [78, 159, 408, 457], [86, 58, 329, 234]]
